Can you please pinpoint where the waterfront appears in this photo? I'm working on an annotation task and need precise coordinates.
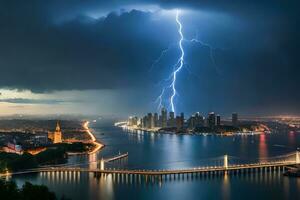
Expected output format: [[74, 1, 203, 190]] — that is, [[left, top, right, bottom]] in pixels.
[[11, 122, 300, 200]]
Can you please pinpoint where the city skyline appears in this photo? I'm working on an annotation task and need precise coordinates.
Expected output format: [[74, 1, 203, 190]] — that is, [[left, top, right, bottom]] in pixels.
[[128, 108, 239, 131]]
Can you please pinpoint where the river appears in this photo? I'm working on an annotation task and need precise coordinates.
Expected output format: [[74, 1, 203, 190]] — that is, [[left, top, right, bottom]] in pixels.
[[11, 122, 300, 200]]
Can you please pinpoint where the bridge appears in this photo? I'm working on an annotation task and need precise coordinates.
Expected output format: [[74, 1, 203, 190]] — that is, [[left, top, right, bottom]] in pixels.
[[100, 152, 128, 169], [1, 151, 299, 179]]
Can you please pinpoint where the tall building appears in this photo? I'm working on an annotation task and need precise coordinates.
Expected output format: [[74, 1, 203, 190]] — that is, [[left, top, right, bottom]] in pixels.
[[154, 113, 159, 127], [180, 112, 184, 127], [216, 115, 221, 126], [161, 107, 167, 128], [48, 121, 62, 144], [147, 113, 154, 129], [169, 111, 175, 127], [188, 115, 196, 129], [232, 113, 238, 127], [195, 112, 204, 127], [176, 116, 183, 130], [188, 112, 204, 129], [207, 112, 216, 129], [128, 116, 138, 126], [142, 116, 147, 128], [158, 115, 162, 127]]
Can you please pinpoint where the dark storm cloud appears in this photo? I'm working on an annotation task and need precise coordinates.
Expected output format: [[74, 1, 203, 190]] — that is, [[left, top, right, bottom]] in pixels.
[[0, 0, 299, 114], [0, 98, 68, 104], [0, 2, 171, 92]]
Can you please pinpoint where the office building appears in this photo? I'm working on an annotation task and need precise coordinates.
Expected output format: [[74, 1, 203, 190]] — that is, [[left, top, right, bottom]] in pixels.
[[232, 113, 238, 127], [207, 112, 216, 129], [216, 115, 221, 126], [161, 107, 167, 128], [169, 111, 175, 127]]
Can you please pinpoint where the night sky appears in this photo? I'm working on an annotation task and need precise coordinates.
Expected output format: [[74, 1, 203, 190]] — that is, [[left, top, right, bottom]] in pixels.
[[0, 0, 299, 117]]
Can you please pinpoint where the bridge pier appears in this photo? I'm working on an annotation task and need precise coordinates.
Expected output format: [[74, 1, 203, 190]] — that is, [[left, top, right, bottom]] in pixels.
[[100, 158, 105, 170], [224, 155, 228, 170], [296, 151, 300, 164]]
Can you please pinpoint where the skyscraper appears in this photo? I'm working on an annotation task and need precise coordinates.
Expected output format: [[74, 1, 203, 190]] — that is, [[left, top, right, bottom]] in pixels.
[[194, 112, 204, 127], [142, 116, 147, 128], [161, 107, 167, 128], [208, 112, 216, 129], [188, 115, 195, 129], [147, 113, 154, 129], [232, 113, 238, 127], [169, 111, 175, 127], [216, 115, 221, 126], [180, 112, 184, 127], [154, 113, 158, 127], [176, 116, 183, 130]]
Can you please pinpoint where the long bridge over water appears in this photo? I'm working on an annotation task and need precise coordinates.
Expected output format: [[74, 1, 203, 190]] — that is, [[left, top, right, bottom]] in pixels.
[[1, 151, 299, 179]]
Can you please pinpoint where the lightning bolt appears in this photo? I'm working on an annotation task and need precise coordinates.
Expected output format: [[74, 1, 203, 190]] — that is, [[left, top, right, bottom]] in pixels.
[[149, 43, 175, 72], [152, 9, 223, 114], [155, 88, 165, 111], [170, 9, 184, 114], [186, 37, 222, 74]]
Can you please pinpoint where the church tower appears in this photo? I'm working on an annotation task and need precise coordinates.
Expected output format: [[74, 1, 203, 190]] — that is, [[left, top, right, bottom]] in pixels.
[[48, 121, 62, 144], [53, 121, 62, 143]]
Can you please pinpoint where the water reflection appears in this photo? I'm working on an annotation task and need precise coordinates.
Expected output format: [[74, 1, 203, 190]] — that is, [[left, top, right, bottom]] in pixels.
[[259, 134, 268, 161], [222, 173, 230, 200], [11, 126, 300, 200], [88, 153, 97, 169]]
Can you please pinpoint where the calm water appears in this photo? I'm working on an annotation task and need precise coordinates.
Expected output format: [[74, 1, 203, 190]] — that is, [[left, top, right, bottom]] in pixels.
[[11, 123, 300, 200]]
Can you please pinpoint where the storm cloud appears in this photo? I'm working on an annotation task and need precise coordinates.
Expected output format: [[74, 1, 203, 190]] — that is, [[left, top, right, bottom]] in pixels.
[[0, 0, 299, 115]]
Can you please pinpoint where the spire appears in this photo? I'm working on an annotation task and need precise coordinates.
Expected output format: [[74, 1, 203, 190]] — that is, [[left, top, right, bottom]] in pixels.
[[55, 121, 60, 132]]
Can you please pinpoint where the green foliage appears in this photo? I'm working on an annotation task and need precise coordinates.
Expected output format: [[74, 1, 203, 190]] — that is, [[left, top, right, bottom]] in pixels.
[[0, 152, 38, 172], [0, 179, 20, 200], [35, 148, 66, 165], [9, 153, 38, 171], [0, 142, 90, 172], [0, 179, 69, 200], [53, 142, 92, 152], [21, 182, 56, 200]]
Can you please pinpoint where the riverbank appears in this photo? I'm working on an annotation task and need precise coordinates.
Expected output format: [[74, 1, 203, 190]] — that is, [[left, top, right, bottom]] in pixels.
[[82, 121, 104, 154], [119, 124, 263, 136]]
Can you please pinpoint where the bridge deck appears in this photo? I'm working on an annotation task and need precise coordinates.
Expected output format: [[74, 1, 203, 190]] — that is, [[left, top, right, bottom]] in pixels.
[[104, 152, 128, 162], [2, 150, 299, 177], [1, 161, 297, 177]]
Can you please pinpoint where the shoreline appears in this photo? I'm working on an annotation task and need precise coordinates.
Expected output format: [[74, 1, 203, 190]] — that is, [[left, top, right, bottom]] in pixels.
[[118, 125, 264, 136], [84, 121, 104, 154], [68, 121, 104, 156]]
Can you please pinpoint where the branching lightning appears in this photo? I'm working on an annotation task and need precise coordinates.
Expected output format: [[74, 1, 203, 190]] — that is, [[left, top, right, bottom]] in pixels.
[[155, 88, 165, 111], [152, 9, 223, 114], [149, 43, 175, 72], [170, 10, 184, 114], [186, 38, 222, 74]]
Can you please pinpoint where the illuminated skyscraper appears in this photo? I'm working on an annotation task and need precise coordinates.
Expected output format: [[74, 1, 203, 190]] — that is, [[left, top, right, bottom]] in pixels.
[[142, 116, 147, 128], [147, 113, 154, 129], [128, 116, 138, 126], [208, 112, 216, 129]]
